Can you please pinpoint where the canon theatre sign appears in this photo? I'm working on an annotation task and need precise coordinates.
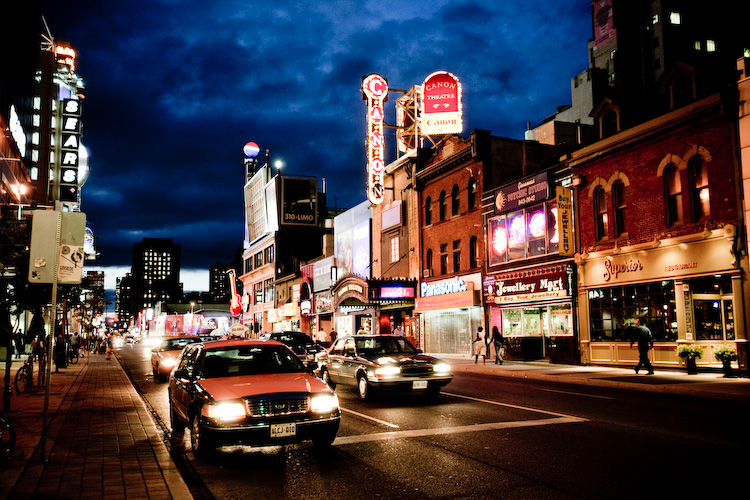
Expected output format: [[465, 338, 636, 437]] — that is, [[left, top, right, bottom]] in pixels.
[[362, 74, 388, 205], [421, 71, 462, 135]]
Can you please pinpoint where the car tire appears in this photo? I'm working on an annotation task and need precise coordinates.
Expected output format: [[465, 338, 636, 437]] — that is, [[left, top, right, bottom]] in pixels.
[[312, 430, 337, 450], [321, 368, 336, 389], [170, 404, 185, 435], [190, 414, 214, 458], [152, 365, 158, 380], [425, 385, 441, 400], [357, 374, 374, 400]]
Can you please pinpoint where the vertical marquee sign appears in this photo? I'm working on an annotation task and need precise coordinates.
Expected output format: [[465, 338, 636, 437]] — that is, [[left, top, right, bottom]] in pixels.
[[421, 71, 462, 135], [362, 74, 388, 205], [59, 98, 83, 202]]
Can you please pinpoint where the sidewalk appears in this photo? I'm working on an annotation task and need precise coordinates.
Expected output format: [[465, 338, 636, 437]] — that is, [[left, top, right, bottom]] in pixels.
[[442, 355, 750, 402], [0, 352, 192, 500]]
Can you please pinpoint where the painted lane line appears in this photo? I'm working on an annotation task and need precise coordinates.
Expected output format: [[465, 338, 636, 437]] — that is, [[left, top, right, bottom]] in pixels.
[[333, 416, 585, 446], [442, 391, 587, 420], [341, 407, 400, 428], [540, 388, 614, 400]]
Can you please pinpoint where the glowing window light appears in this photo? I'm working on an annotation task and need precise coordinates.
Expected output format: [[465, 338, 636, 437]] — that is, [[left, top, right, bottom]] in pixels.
[[509, 215, 525, 245], [550, 207, 559, 244], [492, 225, 508, 256], [528, 211, 545, 238]]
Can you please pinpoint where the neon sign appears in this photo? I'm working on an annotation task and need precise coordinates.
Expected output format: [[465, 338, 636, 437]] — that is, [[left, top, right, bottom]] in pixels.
[[362, 74, 388, 205]]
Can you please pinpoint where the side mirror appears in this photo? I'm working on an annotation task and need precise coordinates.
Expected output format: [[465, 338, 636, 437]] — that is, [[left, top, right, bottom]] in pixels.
[[172, 369, 189, 380], [306, 361, 317, 374]]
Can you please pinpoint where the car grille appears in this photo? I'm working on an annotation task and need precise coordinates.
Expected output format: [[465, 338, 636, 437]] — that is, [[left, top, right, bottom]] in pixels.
[[245, 394, 310, 417], [400, 365, 432, 376]]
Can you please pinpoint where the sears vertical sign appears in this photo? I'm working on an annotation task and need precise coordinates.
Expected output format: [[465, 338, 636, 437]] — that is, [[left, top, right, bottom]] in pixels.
[[421, 71, 462, 135], [59, 99, 82, 202]]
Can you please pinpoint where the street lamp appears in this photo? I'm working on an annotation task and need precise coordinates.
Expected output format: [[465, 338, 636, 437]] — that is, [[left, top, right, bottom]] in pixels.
[[190, 301, 196, 314], [274, 159, 284, 176]]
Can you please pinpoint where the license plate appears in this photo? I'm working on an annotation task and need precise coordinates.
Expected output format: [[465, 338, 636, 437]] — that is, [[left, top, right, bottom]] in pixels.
[[412, 380, 428, 390], [270, 422, 297, 438]]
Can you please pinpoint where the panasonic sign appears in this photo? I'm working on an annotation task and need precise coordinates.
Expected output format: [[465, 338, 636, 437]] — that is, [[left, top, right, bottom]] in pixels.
[[421, 276, 468, 297]]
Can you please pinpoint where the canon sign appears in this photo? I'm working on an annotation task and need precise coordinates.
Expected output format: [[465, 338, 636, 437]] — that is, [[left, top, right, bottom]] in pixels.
[[362, 74, 388, 205], [421, 71, 462, 135]]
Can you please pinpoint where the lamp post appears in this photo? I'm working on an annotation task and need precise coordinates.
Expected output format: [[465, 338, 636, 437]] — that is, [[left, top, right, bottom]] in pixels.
[[274, 159, 284, 177]]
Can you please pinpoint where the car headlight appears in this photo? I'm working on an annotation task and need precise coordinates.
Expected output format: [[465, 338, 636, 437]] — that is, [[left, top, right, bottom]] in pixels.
[[310, 393, 339, 413], [374, 365, 401, 377], [162, 357, 176, 368], [433, 363, 451, 375], [202, 402, 247, 421]]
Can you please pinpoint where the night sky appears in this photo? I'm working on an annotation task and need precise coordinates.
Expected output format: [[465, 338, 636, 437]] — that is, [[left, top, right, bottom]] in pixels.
[[38, 0, 591, 290]]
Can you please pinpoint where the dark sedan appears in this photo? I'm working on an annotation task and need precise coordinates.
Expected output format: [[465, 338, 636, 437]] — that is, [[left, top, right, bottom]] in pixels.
[[168, 339, 340, 457], [261, 331, 325, 365], [317, 335, 453, 400]]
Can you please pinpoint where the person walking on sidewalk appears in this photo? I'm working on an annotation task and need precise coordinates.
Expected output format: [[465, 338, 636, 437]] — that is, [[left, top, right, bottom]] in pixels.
[[473, 327, 486, 364], [492, 325, 504, 364], [631, 317, 654, 375]]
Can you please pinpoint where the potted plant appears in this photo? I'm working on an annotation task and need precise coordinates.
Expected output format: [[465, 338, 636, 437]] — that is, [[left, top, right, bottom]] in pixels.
[[713, 345, 738, 378], [676, 345, 703, 374]]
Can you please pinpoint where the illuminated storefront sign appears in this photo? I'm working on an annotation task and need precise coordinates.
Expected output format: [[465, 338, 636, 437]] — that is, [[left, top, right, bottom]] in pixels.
[[362, 74, 388, 205], [421, 71, 462, 135], [56, 44, 76, 70], [369, 280, 417, 301], [494, 172, 550, 214], [484, 264, 570, 304], [59, 98, 83, 202], [420, 276, 468, 297], [556, 186, 574, 256]]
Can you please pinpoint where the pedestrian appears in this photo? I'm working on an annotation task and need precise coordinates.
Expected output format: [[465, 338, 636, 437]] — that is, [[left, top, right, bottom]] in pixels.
[[14, 332, 24, 359], [631, 317, 654, 375], [473, 327, 486, 364], [330, 330, 338, 344], [317, 328, 327, 345], [105, 337, 112, 360], [492, 325, 504, 364]]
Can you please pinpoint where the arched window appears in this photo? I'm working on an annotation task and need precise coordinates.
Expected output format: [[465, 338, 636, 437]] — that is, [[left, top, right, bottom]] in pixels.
[[468, 177, 477, 210], [469, 236, 478, 268], [594, 186, 608, 240], [424, 196, 432, 226], [439, 190, 447, 221], [689, 156, 710, 221], [425, 249, 433, 275], [664, 164, 683, 226], [612, 180, 627, 237], [451, 184, 460, 216]]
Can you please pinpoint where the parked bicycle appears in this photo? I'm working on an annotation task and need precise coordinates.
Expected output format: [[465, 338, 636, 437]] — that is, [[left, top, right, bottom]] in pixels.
[[68, 346, 79, 365], [14, 354, 35, 394], [0, 413, 15, 461]]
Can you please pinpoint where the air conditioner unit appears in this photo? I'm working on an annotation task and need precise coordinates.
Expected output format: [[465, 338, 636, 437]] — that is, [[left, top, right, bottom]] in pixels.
[[422, 269, 431, 278]]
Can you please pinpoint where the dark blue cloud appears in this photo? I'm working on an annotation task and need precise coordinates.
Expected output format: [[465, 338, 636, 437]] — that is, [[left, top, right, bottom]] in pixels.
[[40, 0, 590, 276]]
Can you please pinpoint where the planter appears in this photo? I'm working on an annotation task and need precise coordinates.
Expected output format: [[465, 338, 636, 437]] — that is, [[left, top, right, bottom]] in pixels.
[[686, 357, 698, 375], [721, 360, 735, 378]]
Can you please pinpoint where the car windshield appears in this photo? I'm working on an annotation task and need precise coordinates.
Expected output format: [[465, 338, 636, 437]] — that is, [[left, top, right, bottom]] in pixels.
[[197, 345, 306, 378], [355, 337, 418, 358], [274, 333, 313, 348], [162, 337, 202, 351]]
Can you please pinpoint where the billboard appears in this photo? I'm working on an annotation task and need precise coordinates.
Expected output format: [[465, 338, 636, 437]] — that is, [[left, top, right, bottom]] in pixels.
[[421, 71, 462, 135], [362, 74, 388, 205], [279, 177, 318, 226]]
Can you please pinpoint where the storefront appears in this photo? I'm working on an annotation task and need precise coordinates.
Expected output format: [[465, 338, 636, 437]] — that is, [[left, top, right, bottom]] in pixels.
[[576, 228, 746, 369], [331, 275, 375, 337], [484, 262, 577, 362], [416, 273, 483, 356], [368, 278, 418, 347]]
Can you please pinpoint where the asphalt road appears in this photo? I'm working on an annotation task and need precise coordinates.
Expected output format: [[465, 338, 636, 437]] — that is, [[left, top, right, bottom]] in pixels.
[[116, 342, 749, 500]]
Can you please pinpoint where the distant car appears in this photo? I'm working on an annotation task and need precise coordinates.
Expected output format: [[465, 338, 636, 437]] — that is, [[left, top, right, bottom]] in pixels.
[[318, 335, 453, 400], [168, 339, 340, 457], [151, 336, 203, 381], [262, 331, 325, 366]]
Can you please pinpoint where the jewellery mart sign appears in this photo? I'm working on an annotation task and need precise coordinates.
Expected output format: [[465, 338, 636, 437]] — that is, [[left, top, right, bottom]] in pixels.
[[484, 264, 570, 304], [582, 236, 734, 287]]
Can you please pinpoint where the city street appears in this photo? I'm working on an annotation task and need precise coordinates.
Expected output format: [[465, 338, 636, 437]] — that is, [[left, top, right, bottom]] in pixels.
[[117, 342, 750, 500]]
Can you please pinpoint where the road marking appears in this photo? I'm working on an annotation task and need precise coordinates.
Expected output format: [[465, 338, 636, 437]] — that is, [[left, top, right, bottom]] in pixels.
[[333, 416, 585, 445], [342, 407, 400, 428], [443, 391, 588, 419], [540, 388, 614, 400]]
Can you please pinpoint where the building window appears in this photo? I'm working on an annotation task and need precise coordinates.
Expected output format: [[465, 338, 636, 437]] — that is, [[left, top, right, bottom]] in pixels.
[[452, 240, 461, 273], [669, 11, 681, 24], [612, 180, 627, 237], [451, 184, 460, 216], [469, 236, 478, 268], [594, 186, 608, 241], [390, 235, 399, 264], [440, 243, 448, 275], [439, 191, 447, 221], [665, 164, 683, 226], [706, 39, 716, 52], [602, 109, 618, 138], [424, 196, 432, 225], [588, 282, 677, 342], [468, 177, 477, 210], [425, 249, 433, 275], [689, 156, 710, 221], [487, 200, 559, 265]]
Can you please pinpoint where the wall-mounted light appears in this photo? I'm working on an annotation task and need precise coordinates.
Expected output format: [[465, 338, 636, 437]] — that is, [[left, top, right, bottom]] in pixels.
[[571, 174, 585, 187]]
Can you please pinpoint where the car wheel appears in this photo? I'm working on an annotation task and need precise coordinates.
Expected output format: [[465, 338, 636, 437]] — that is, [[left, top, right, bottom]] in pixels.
[[425, 385, 441, 400], [190, 414, 214, 458], [170, 404, 185, 435], [152, 365, 158, 380], [321, 368, 336, 389], [312, 430, 337, 450], [357, 374, 374, 400]]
